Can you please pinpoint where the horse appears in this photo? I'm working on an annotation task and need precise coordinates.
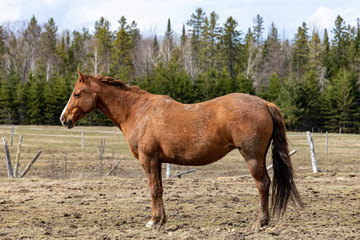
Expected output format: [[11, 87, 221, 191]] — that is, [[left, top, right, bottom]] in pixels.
[[60, 69, 303, 229]]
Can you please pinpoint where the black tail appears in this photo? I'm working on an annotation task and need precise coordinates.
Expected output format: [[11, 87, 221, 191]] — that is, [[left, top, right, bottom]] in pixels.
[[267, 102, 303, 216]]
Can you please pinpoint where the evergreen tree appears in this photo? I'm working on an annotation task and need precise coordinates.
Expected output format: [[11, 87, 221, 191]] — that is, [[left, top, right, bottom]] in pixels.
[[222, 17, 242, 78], [260, 22, 283, 86], [235, 73, 255, 94], [199, 11, 221, 72], [23, 15, 41, 81], [187, 8, 206, 78], [292, 22, 310, 77], [267, 72, 281, 102], [162, 18, 174, 64], [277, 76, 304, 129], [41, 17, 58, 82], [309, 29, 322, 75], [321, 69, 358, 132], [111, 20, 134, 81], [180, 24, 187, 49], [27, 75, 43, 124], [0, 78, 13, 124], [331, 15, 349, 71], [71, 27, 93, 72], [94, 17, 113, 74], [253, 14, 264, 46], [0, 26, 6, 76], [300, 70, 321, 129]]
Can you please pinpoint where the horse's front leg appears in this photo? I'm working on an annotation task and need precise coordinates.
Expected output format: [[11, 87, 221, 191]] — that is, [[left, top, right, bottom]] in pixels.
[[139, 152, 166, 228]]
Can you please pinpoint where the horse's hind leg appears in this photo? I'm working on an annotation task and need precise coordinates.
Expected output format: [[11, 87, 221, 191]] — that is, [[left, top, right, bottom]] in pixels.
[[239, 145, 271, 229], [139, 152, 166, 228]]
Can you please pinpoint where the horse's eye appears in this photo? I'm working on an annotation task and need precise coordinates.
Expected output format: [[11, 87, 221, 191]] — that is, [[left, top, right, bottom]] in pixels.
[[74, 93, 80, 98]]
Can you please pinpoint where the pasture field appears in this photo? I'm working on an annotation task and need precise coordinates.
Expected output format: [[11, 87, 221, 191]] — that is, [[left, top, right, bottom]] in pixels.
[[0, 125, 359, 239]]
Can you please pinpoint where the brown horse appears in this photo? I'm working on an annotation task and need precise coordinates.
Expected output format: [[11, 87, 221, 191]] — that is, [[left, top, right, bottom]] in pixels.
[[60, 69, 303, 228]]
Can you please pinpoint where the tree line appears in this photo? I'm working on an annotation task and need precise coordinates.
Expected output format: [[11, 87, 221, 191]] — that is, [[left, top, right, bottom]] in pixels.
[[0, 8, 359, 132]]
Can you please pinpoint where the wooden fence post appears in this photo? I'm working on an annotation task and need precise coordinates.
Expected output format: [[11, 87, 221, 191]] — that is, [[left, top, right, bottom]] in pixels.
[[10, 125, 14, 146], [325, 131, 328, 154], [105, 159, 122, 177], [19, 150, 42, 178], [2, 137, 14, 178], [166, 163, 172, 178], [266, 149, 297, 170], [14, 135, 23, 177], [306, 131, 318, 173], [98, 139, 105, 177]]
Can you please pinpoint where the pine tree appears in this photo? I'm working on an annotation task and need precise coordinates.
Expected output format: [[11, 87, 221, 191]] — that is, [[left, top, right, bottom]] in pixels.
[[94, 17, 113, 74], [267, 72, 281, 102], [331, 15, 349, 71], [253, 14, 264, 46], [0, 78, 13, 124], [111, 19, 134, 81], [292, 22, 310, 77], [0, 25, 6, 77], [23, 15, 41, 81], [180, 24, 187, 49], [199, 11, 221, 72], [309, 29, 322, 74], [260, 22, 283, 87], [27, 75, 43, 124], [162, 18, 174, 64], [41, 17, 58, 82], [222, 17, 242, 78], [71, 27, 93, 72], [277, 76, 304, 129], [321, 69, 358, 132], [187, 8, 206, 78], [300, 70, 321, 129]]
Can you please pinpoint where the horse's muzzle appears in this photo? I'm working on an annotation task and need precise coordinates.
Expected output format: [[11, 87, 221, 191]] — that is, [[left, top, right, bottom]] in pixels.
[[60, 116, 74, 129], [66, 119, 73, 129]]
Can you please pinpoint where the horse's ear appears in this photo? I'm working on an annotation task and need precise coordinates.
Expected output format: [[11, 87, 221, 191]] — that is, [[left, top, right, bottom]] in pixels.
[[77, 68, 87, 83]]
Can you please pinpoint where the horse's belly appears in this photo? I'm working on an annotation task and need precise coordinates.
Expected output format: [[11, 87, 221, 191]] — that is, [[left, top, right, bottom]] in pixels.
[[160, 141, 235, 166]]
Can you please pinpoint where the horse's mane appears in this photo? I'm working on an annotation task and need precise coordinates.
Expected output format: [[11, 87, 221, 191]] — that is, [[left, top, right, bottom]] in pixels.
[[93, 74, 147, 94], [94, 75, 126, 87]]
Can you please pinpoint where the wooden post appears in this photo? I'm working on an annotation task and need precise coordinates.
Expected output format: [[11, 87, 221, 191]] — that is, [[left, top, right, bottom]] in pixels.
[[14, 135, 23, 177], [19, 150, 42, 178], [2, 137, 14, 178], [105, 159, 122, 177], [173, 169, 196, 178], [98, 139, 105, 177], [81, 129, 84, 149], [10, 125, 14, 146], [325, 131, 328, 154], [266, 149, 297, 171], [166, 163, 172, 178], [306, 131, 318, 173]]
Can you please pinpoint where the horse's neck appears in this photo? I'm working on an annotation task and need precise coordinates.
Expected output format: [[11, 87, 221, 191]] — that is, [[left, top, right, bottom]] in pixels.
[[95, 84, 150, 133]]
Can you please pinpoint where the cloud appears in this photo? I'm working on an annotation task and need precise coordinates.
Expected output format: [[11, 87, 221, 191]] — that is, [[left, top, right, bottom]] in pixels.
[[308, 6, 360, 32]]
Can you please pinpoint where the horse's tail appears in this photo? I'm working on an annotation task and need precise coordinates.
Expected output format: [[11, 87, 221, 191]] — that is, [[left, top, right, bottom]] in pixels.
[[266, 102, 303, 216]]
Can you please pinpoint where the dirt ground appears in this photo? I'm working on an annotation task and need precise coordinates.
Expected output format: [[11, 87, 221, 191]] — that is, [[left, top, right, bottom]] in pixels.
[[0, 126, 359, 239], [0, 172, 359, 239]]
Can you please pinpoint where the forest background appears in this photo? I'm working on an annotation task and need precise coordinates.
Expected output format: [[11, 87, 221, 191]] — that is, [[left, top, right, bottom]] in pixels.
[[0, 8, 359, 132]]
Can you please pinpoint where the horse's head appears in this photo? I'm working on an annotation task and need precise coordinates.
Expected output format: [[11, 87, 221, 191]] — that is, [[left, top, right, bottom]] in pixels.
[[60, 69, 97, 129]]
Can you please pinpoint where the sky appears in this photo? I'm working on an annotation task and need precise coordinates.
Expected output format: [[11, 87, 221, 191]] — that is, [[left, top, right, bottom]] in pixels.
[[1, 0, 360, 39]]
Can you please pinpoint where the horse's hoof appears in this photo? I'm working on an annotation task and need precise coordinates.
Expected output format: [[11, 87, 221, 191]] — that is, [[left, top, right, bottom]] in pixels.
[[145, 220, 156, 228]]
